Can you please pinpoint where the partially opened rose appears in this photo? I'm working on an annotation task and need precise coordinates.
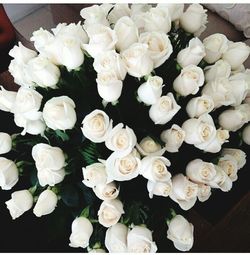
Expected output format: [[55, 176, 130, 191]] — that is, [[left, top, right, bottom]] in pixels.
[[127, 225, 158, 253], [105, 223, 128, 252], [81, 109, 112, 143], [43, 96, 77, 130], [167, 214, 194, 251], [98, 199, 124, 228], [69, 217, 93, 249]]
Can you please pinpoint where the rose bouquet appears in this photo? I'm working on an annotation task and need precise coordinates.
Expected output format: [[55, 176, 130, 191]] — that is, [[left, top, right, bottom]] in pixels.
[[0, 3, 250, 253]]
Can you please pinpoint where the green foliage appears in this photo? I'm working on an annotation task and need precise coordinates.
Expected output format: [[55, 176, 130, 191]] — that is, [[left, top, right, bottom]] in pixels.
[[60, 184, 80, 208], [55, 130, 70, 142], [122, 201, 149, 226], [79, 141, 100, 166]]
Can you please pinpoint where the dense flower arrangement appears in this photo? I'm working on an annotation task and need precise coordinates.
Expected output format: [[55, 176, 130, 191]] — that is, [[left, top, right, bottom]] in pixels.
[[0, 3, 250, 252]]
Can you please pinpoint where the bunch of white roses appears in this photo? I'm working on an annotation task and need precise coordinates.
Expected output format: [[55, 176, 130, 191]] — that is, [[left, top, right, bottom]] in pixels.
[[0, 3, 249, 253]]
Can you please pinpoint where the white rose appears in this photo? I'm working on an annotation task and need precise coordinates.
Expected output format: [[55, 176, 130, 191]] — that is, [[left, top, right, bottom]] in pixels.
[[80, 4, 112, 27], [167, 214, 194, 251], [14, 114, 45, 136], [0, 132, 12, 154], [8, 60, 33, 88], [149, 93, 181, 125], [59, 36, 84, 70], [32, 143, 65, 171], [130, 4, 152, 32], [182, 114, 216, 147], [121, 43, 154, 78], [82, 163, 107, 188], [243, 124, 250, 145], [180, 4, 207, 36], [33, 189, 58, 217], [139, 31, 173, 68], [105, 223, 128, 252], [186, 159, 217, 184], [105, 123, 137, 157], [208, 166, 232, 192], [26, 56, 60, 88], [98, 199, 124, 228], [177, 38, 205, 68], [218, 104, 250, 132], [93, 181, 119, 201], [140, 155, 171, 183], [12, 87, 43, 120], [0, 157, 18, 190], [186, 95, 214, 118], [30, 28, 54, 52], [83, 24, 117, 58], [69, 217, 93, 249], [9, 42, 37, 64], [196, 128, 229, 153], [43, 36, 84, 71], [147, 180, 172, 199], [130, 4, 152, 17], [136, 136, 165, 156], [51, 22, 88, 45], [5, 189, 33, 220], [205, 60, 231, 82], [231, 65, 246, 75], [203, 33, 228, 64], [24, 119, 46, 135], [127, 225, 157, 253], [173, 65, 204, 96], [222, 41, 250, 70], [221, 148, 246, 169], [93, 50, 127, 80], [244, 92, 250, 104], [218, 154, 238, 182], [137, 76, 163, 105], [161, 124, 185, 153], [108, 4, 131, 24], [170, 174, 198, 210], [105, 149, 140, 182], [37, 168, 65, 187], [114, 16, 138, 52], [96, 71, 123, 102], [197, 184, 211, 202], [157, 4, 184, 21], [228, 76, 249, 106], [142, 7, 171, 34], [43, 96, 77, 130], [81, 109, 112, 143], [202, 78, 235, 108], [0, 86, 17, 112]]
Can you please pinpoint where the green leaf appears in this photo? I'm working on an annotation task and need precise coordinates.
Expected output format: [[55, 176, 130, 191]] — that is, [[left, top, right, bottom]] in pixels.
[[30, 168, 39, 186], [79, 142, 100, 166], [80, 205, 90, 218], [60, 184, 80, 207], [55, 130, 70, 142]]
